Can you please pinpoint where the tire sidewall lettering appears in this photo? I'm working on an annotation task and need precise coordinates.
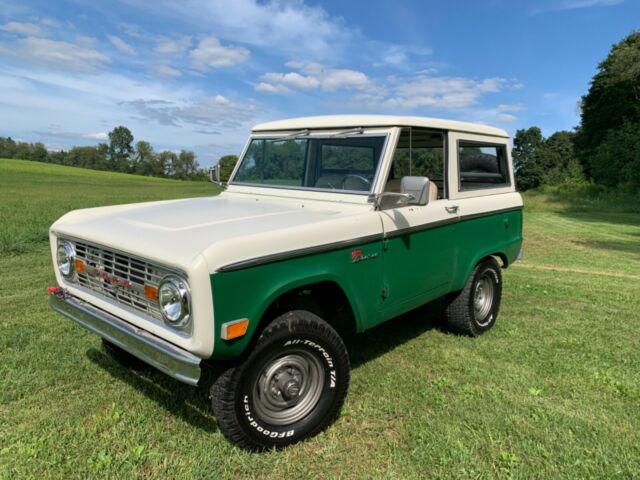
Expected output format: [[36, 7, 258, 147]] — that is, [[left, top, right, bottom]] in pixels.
[[238, 334, 341, 442]]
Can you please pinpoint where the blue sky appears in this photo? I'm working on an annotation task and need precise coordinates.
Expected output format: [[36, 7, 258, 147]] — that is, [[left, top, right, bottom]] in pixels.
[[0, 0, 637, 167]]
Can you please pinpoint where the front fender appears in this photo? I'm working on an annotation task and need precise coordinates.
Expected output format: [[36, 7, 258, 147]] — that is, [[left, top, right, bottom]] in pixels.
[[209, 239, 382, 359]]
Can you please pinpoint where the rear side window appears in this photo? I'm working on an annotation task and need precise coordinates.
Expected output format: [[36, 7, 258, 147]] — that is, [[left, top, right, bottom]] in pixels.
[[458, 141, 510, 190]]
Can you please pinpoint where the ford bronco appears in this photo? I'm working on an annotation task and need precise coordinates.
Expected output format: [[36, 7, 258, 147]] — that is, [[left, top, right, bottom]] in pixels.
[[49, 115, 523, 450]]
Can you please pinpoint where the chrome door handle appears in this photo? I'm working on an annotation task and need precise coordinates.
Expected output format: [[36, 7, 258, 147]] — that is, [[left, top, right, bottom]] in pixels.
[[445, 205, 459, 214]]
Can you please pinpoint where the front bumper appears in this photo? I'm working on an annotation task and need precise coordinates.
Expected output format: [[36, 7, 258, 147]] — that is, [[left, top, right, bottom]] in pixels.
[[49, 292, 202, 386]]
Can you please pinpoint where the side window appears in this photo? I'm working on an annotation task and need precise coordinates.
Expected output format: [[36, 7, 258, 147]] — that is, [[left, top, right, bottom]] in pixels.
[[386, 128, 445, 198], [458, 142, 509, 190]]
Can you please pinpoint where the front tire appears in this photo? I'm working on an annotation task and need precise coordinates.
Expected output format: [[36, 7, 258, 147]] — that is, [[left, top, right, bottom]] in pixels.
[[445, 257, 503, 336], [210, 310, 350, 450]]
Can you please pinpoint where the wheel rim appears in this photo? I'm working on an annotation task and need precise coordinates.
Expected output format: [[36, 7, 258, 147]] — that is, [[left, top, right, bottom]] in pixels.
[[252, 350, 325, 426], [473, 273, 495, 325]]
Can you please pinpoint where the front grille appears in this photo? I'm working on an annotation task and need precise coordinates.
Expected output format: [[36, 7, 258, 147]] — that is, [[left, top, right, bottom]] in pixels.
[[69, 239, 174, 322]]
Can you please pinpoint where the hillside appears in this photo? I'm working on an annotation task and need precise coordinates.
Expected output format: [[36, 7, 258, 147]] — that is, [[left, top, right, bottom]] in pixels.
[[0, 159, 639, 478]]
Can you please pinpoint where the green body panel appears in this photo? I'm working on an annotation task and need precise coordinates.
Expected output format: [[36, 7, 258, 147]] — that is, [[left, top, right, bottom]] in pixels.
[[209, 240, 384, 359], [209, 208, 523, 359], [379, 223, 457, 321], [452, 209, 523, 291]]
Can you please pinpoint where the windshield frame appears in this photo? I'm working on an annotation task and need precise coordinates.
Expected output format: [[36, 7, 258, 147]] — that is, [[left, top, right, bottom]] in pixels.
[[228, 131, 391, 196]]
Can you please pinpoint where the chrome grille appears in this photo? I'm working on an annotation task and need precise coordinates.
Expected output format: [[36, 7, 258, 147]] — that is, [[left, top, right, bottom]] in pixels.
[[70, 239, 173, 322]]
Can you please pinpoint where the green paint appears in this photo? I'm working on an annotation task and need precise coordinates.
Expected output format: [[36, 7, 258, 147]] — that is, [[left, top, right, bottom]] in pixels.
[[210, 209, 523, 359]]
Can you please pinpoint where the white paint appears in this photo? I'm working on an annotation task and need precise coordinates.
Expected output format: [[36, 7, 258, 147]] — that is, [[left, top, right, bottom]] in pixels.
[[49, 116, 521, 360]]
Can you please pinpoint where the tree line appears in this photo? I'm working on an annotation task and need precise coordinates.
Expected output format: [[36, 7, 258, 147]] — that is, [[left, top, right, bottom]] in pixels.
[[0, 126, 209, 181], [513, 31, 640, 192]]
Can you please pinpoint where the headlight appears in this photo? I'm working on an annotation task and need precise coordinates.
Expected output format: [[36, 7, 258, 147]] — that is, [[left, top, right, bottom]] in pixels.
[[158, 275, 191, 327], [56, 241, 75, 277]]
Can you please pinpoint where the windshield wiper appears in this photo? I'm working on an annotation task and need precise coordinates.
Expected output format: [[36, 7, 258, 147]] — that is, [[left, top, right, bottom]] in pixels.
[[268, 129, 310, 142], [329, 127, 364, 138]]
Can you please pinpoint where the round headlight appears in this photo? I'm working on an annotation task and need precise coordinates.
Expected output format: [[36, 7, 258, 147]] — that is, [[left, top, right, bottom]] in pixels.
[[158, 276, 191, 327], [56, 241, 75, 277]]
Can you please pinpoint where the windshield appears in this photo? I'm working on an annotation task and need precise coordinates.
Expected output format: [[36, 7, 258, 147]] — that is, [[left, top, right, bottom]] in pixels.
[[232, 135, 387, 193]]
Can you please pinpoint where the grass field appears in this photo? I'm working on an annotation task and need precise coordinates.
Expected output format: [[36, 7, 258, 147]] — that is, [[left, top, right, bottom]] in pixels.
[[1, 159, 639, 479]]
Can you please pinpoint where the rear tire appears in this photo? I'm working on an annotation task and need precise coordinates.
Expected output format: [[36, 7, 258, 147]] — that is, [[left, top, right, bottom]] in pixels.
[[210, 310, 350, 451], [445, 257, 502, 336]]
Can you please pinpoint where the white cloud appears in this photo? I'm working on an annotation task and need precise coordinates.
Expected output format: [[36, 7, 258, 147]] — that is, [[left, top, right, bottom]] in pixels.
[[380, 75, 517, 110], [255, 82, 289, 94], [543, 92, 559, 100], [33, 129, 108, 141], [190, 36, 249, 70], [322, 69, 369, 91], [0, 21, 47, 37], [155, 65, 182, 77], [120, 0, 351, 60], [495, 113, 517, 122], [256, 62, 369, 94], [123, 95, 257, 128], [261, 72, 319, 91], [108, 35, 135, 55], [0, 37, 109, 72], [497, 103, 526, 113], [155, 35, 191, 55], [529, 0, 623, 14]]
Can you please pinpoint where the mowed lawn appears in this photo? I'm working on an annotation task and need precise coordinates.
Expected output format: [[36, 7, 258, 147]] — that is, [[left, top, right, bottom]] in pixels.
[[1, 159, 639, 478]]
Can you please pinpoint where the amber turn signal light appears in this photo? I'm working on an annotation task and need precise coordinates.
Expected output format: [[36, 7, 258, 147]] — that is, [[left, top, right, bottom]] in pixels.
[[144, 285, 158, 301], [221, 319, 249, 341]]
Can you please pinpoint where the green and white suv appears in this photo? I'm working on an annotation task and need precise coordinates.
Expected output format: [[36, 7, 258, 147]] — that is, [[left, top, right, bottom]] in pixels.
[[49, 115, 523, 450]]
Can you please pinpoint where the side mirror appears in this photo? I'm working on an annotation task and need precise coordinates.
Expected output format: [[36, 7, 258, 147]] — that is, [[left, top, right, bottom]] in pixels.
[[372, 192, 413, 210], [210, 164, 226, 188], [400, 176, 430, 206]]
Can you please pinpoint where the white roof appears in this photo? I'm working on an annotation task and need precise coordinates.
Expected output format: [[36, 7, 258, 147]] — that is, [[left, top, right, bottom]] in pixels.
[[252, 115, 509, 138]]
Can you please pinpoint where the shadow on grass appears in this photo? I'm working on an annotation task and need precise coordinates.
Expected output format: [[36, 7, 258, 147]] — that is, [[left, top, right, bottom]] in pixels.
[[84, 299, 447, 432], [537, 185, 640, 227], [86, 347, 219, 433], [348, 298, 446, 370], [573, 239, 640, 256]]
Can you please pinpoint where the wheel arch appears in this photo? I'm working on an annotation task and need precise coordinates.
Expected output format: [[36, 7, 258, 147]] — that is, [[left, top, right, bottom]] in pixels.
[[452, 250, 507, 293], [211, 271, 361, 360]]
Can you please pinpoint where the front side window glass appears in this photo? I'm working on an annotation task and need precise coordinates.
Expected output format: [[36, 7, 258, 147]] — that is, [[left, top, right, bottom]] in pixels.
[[233, 135, 386, 193], [386, 128, 445, 198]]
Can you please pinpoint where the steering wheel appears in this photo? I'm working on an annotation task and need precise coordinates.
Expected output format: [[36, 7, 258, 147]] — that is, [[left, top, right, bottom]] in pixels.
[[341, 174, 371, 191]]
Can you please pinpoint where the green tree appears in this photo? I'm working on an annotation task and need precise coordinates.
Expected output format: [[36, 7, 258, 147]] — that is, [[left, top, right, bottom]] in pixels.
[[0, 137, 17, 158], [218, 155, 238, 181], [540, 131, 584, 185], [512, 127, 545, 190], [158, 150, 177, 177], [171, 150, 200, 180], [29, 142, 49, 162], [575, 31, 640, 188], [108, 126, 134, 172], [133, 141, 155, 175]]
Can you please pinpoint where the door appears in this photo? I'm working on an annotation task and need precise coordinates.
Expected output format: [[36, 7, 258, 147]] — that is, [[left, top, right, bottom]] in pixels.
[[376, 127, 459, 322]]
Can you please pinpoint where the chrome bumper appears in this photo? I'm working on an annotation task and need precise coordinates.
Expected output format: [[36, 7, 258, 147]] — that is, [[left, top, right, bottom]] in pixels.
[[49, 293, 201, 386]]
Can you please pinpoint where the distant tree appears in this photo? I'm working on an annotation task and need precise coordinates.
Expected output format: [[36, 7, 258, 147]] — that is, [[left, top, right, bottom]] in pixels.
[[575, 31, 640, 188], [158, 150, 177, 177], [217, 154, 238, 181], [66, 146, 107, 169], [108, 126, 134, 172], [172, 150, 200, 179], [512, 127, 545, 190], [0, 137, 17, 158], [540, 131, 584, 185], [133, 141, 155, 175], [49, 150, 67, 165], [30, 142, 49, 162]]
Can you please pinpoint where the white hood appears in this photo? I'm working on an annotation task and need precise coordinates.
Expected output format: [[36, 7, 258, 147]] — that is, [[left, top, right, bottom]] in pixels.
[[50, 191, 378, 272]]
